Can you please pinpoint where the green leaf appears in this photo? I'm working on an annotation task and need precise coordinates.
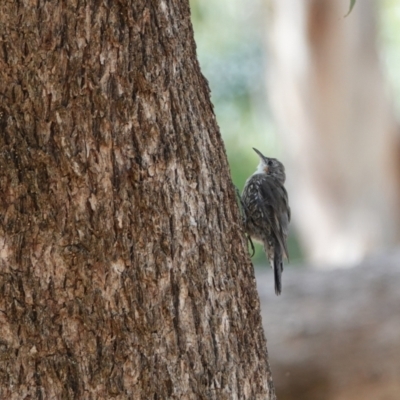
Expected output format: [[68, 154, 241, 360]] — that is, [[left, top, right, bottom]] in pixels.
[[344, 0, 356, 17]]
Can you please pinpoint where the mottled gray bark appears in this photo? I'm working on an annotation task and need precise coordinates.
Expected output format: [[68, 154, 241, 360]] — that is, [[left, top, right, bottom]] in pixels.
[[0, 1, 274, 399]]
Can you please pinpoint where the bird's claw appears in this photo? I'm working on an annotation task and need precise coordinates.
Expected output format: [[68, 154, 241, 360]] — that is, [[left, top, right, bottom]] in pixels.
[[247, 235, 255, 258]]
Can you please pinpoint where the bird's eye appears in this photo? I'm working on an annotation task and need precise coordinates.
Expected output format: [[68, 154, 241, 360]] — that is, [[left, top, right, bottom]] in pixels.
[[267, 160, 273, 166]]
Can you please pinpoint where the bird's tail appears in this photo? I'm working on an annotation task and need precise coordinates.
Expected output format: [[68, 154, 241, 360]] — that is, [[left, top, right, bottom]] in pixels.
[[273, 253, 283, 295], [264, 242, 283, 295]]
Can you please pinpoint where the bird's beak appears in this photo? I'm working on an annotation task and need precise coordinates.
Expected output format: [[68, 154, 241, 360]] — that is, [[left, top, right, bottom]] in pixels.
[[253, 148, 267, 161]]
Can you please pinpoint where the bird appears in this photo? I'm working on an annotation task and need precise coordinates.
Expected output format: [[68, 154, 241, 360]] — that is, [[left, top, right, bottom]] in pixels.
[[241, 148, 291, 295]]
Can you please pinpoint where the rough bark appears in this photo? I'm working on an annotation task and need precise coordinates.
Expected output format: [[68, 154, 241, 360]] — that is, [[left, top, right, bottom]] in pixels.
[[267, 0, 400, 265], [257, 254, 400, 400], [0, 1, 274, 399]]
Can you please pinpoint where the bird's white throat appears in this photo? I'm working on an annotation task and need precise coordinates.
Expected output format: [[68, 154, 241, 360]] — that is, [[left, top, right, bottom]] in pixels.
[[254, 162, 266, 175]]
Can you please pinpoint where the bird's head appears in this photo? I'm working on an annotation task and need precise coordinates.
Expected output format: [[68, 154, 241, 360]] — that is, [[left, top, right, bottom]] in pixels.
[[253, 148, 286, 184]]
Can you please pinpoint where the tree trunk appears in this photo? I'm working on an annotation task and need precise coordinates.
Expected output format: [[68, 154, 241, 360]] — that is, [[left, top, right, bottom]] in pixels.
[[267, 0, 400, 265], [0, 1, 274, 399]]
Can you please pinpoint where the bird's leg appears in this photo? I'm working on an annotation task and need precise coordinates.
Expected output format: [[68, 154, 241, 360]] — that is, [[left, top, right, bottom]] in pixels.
[[247, 235, 256, 258]]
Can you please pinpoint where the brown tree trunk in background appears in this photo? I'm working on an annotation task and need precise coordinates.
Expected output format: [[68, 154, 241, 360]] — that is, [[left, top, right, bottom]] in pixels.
[[267, 0, 400, 265], [0, 2, 275, 398]]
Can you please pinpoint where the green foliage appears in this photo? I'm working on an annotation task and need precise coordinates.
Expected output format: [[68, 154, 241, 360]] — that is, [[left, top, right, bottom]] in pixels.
[[190, 0, 277, 183], [190, 0, 303, 264], [344, 0, 356, 17]]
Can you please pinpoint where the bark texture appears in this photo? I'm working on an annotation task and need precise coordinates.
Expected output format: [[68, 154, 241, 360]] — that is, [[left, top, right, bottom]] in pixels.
[[0, 1, 274, 399], [267, 0, 400, 265]]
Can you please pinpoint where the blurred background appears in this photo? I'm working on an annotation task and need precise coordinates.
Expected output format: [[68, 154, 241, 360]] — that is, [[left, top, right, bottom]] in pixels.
[[190, 0, 400, 399]]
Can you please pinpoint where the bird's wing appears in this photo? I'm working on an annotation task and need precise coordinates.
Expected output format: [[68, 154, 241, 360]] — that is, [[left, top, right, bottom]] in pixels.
[[258, 177, 290, 260]]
